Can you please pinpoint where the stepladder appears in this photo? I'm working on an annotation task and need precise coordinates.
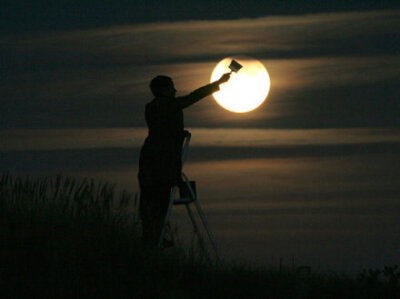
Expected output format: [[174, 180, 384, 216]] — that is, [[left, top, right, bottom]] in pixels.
[[158, 131, 223, 266]]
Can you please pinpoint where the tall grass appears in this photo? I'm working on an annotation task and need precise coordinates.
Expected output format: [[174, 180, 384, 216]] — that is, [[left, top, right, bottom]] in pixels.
[[1, 172, 398, 298], [0, 172, 136, 221]]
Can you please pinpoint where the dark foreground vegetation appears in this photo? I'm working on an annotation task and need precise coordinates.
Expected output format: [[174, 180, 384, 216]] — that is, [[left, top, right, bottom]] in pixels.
[[1, 173, 399, 298]]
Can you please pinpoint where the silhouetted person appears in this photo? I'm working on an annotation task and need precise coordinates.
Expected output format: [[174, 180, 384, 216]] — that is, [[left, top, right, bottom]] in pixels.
[[138, 73, 231, 247]]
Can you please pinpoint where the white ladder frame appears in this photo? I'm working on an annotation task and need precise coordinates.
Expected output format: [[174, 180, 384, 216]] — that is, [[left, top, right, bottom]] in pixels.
[[157, 131, 223, 265]]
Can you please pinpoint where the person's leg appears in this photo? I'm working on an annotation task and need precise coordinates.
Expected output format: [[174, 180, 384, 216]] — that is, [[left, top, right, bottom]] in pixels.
[[139, 184, 171, 246], [152, 184, 172, 245], [139, 185, 153, 245]]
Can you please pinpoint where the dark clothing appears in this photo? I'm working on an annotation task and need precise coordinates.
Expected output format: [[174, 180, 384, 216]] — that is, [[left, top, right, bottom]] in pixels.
[[138, 82, 220, 186], [138, 98, 184, 186], [138, 82, 220, 245], [139, 183, 171, 246]]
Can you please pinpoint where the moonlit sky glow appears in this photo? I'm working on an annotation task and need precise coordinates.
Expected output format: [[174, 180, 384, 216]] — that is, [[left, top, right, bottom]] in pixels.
[[1, 3, 399, 272]]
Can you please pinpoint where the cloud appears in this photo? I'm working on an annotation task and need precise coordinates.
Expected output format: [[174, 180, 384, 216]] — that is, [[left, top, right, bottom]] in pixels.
[[2, 9, 399, 271], [3, 10, 399, 67], [1, 10, 399, 129], [1, 128, 399, 151]]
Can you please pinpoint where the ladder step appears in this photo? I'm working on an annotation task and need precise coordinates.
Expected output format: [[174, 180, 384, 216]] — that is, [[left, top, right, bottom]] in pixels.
[[173, 197, 195, 205]]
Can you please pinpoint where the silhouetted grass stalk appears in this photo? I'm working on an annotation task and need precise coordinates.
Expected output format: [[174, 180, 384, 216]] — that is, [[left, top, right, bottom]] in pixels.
[[0, 172, 135, 222]]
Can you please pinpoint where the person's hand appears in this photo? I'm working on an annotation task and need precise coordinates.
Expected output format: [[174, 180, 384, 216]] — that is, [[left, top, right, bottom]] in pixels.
[[183, 130, 191, 137], [217, 73, 231, 84]]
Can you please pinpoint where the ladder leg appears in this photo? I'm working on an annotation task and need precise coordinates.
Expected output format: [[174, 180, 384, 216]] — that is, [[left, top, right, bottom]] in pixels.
[[158, 133, 190, 248], [158, 186, 178, 248], [156, 132, 223, 266], [182, 173, 224, 266], [193, 199, 224, 266], [185, 204, 212, 263]]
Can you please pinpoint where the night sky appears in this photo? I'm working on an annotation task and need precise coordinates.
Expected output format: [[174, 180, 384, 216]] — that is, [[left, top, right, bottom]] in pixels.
[[2, 0, 399, 34], [1, 1, 399, 272]]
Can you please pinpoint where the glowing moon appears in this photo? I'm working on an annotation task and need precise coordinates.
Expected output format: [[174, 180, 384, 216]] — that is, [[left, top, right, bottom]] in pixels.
[[210, 57, 270, 113]]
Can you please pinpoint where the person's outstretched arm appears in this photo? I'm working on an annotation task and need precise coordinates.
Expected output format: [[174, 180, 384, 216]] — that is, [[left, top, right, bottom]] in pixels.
[[175, 73, 230, 109]]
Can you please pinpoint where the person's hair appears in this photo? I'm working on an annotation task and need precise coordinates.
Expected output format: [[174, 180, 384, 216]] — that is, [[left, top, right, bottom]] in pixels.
[[150, 75, 172, 97]]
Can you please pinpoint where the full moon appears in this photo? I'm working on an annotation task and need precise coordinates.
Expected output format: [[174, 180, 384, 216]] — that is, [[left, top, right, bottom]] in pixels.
[[210, 57, 270, 113]]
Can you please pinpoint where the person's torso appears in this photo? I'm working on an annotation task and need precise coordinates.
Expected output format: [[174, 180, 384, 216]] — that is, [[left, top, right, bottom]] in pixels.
[[145, 97, 184, 140], [138, 97, 184, 183]]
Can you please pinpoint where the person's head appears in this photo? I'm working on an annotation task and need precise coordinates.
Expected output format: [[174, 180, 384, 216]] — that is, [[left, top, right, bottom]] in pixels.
[[150, 75, 177, 98]]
